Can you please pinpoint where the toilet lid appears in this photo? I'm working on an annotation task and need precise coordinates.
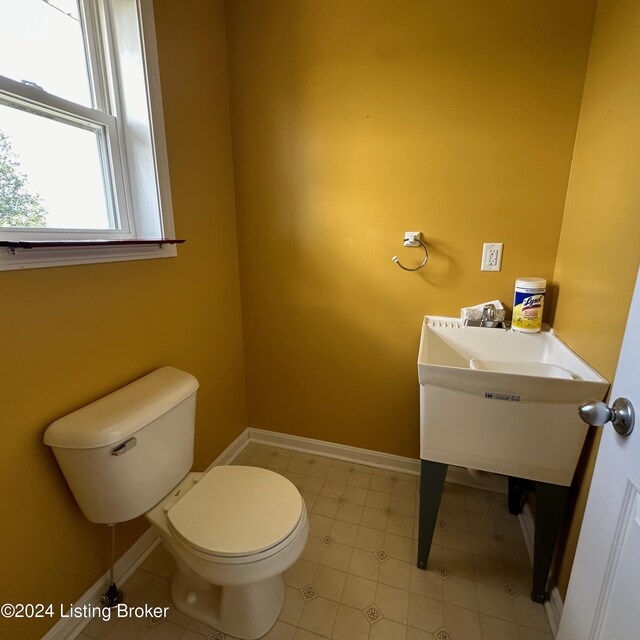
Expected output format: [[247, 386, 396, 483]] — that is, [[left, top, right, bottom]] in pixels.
[[167, 466, 303, 557]]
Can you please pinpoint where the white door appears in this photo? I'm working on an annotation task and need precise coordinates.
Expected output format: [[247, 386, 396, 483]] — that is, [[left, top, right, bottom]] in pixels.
[[558, 266, 640, 640]]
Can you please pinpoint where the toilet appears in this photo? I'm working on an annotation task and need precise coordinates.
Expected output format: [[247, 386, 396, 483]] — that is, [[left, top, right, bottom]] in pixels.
[[43, 367, 309, 640]]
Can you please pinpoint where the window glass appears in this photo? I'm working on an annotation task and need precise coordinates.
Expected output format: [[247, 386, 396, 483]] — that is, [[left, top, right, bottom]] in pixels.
[[0, 0, 92, 107], [0, 103, 115, 230]]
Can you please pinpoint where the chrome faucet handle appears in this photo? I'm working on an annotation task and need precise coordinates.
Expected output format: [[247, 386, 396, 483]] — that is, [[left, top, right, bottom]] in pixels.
[[481, 304, 496, 323]]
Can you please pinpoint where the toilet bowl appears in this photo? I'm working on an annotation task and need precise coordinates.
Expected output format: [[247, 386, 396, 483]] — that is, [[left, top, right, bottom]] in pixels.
[[43, 367, 308, 640], [146, 466, 309, 639]]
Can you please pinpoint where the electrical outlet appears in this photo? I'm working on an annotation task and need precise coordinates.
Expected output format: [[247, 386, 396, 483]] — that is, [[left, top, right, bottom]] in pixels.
[[481, 242, 503, 271]]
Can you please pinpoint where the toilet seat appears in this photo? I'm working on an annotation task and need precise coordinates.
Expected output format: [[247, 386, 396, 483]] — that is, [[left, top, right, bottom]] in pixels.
[[167, 466, 303, 560]]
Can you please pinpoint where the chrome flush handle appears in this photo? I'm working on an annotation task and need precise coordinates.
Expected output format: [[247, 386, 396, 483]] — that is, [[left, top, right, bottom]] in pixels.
[[111, 437, 138, 456]]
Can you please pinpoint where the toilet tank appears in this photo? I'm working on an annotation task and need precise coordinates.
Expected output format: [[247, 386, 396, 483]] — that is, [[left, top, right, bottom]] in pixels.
[[43, 367, 199, 524]]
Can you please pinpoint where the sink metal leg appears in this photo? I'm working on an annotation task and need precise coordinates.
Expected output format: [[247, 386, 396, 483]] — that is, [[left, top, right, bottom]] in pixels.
[[508, 476, 527, 515], [417, 459, 448, 570], [531, 481, 570, 603]]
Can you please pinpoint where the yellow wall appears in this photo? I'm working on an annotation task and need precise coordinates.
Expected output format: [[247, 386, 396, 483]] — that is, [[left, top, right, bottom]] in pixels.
[[549, 0, 640, 598], [8, 1, 639, 633], [0, 1, 246, 637], [225, 0, 596, 457]]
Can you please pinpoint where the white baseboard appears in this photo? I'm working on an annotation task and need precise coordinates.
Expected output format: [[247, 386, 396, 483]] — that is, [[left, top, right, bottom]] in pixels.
[[247, 427, 507, 493], [545, 583, 563, 638], [41, 527, 160, 640], [205, 427, 251, 471], [519, 502, 536, 564], [247, 427, 421, 475], [445, 465, 507, 494], [518, 501, 563, 637]]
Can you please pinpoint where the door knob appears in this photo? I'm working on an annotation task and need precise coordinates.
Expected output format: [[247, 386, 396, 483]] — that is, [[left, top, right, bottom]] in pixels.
[[578, 398, 635, 436]]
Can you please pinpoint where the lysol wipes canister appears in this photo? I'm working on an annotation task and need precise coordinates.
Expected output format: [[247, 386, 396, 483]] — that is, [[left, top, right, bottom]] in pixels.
[[512, 277, 546, 333]]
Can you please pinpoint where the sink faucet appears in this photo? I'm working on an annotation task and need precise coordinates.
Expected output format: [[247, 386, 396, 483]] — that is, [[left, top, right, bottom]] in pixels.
[[463, 303, 505, 328], [481, 304, 496, 326]]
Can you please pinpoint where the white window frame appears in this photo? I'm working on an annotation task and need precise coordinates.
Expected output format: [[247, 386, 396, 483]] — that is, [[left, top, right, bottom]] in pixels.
[[0, 0, 177, 270]]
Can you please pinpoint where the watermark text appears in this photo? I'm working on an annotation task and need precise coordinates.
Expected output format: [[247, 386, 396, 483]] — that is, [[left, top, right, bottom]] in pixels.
[[1, 603, 168, 622]]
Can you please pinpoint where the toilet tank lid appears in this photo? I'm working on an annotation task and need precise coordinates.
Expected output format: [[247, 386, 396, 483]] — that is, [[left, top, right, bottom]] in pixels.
[[43, 367, 199, 450]]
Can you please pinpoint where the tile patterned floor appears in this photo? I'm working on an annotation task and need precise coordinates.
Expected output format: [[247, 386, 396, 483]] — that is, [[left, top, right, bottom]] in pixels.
[[78, 443, 553, 640]]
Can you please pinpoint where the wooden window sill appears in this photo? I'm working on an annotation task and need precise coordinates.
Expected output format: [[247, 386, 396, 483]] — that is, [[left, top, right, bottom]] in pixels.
[[0, 239, 185, 250]]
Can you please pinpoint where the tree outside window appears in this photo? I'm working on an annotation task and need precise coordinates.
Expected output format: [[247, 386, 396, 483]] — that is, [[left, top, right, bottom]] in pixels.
[[0, 130, 47, 228]]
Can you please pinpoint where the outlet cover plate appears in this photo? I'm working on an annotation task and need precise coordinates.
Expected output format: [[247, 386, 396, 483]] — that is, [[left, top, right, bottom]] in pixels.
[[481, 242, 503, 271]]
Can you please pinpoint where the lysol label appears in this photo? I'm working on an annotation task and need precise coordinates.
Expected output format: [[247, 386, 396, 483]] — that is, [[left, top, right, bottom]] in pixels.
[[522, 294, 543, 309], [513, 287, 545, 332], [484, 392, 521, 402]]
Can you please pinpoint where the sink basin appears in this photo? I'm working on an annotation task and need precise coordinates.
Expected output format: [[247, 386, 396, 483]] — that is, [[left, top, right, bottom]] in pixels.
[[418, 316, 609, 485]]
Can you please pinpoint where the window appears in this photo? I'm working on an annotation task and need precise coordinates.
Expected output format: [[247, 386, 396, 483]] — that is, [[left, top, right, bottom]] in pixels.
[[0, 0, 177, 270]]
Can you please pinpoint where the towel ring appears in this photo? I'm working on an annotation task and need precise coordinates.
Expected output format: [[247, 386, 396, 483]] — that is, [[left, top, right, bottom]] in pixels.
[[392, 237, 429, 271]]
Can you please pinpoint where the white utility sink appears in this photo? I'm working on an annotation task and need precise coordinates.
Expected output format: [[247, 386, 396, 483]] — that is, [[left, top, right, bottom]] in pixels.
[[418, 316, 609, 485]]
